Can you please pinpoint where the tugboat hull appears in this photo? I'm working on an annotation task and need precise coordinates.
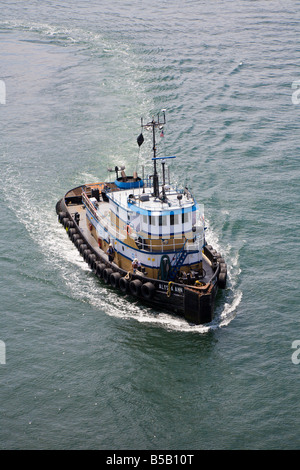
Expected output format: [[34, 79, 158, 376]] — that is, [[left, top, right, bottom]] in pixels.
[[56, 188, 226, 325]]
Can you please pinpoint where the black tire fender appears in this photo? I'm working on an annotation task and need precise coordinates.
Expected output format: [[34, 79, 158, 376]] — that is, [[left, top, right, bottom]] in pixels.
[[219, 263, 227, 273], [79, 243, 87, 254], [62, 217, 69, 228], [68, 228, 76, 239], [141, 282, 155, 300], [88, 253, 96, 267], [218, 272, 227, 289], [110, 272, 121, 288], [83, 249, 91, 262], [58, 212, 67, 223], [75, 238, 84, 248], [130, 279, 142, 296], [72, 233, 80, 243], [96, 263, 106, 278], [66, 220, 74, 229], [103, 268, 113, 284], [119, 277, 129, 293]]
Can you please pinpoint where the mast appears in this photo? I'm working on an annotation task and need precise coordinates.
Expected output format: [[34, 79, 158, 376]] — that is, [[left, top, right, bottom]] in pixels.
[[138, 110, 166, 198]]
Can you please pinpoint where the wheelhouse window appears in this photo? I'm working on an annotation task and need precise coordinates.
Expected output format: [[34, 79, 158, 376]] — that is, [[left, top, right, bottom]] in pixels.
[[182, 211, 189, 224], [159, 215, 167, 226], [149, 215, 157, 226], [170, 213, 179, 225]]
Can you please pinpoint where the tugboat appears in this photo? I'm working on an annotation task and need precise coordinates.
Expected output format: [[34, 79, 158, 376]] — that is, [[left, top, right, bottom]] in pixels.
[[56, 111, 227, 324]]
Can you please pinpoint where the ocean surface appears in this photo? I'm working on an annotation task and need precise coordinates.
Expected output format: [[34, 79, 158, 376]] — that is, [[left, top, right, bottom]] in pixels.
[[0, 0, 299, 450]]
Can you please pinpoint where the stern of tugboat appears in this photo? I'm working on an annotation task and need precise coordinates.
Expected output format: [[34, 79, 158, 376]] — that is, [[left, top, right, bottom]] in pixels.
[[183, 281, 217, 324]]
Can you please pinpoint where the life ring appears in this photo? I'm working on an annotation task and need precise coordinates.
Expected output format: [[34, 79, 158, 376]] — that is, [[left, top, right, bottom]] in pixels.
[[89, 223, 93, 232], [98, 238, 102, 249], [126, 225, 132, 236], [141, 282, 155, 300]]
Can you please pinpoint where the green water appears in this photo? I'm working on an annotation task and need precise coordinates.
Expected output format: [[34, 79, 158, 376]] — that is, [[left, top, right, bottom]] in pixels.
[[0, 0, 300, 450]]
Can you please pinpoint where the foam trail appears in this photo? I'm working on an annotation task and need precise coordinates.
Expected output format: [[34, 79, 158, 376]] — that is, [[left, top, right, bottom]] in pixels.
[[219, 291, 243, 327], [204, 216, 243, 327]]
